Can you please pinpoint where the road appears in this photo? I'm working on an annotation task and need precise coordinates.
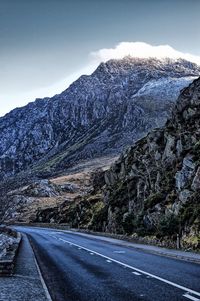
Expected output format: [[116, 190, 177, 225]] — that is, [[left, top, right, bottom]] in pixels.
[[15, 226, 200, 301]]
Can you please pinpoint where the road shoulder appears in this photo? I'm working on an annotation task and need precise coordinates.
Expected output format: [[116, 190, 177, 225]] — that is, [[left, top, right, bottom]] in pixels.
[[0, 234, 51, 301]]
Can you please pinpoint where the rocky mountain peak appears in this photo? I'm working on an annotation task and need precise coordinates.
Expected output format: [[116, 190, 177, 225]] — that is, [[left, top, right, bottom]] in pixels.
[[0, 57, 199, 180]]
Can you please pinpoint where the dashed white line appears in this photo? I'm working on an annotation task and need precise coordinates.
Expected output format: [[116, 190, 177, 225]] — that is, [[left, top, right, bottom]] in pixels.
[[106, 260, 112, 263], [132, 272, 141, 276], [113, 251, 125, 254], [183, 293, 200, 301], [53, 236, 200, 298]]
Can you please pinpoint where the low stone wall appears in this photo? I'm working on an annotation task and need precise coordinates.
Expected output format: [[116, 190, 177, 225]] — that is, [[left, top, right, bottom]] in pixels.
[[13, 223, 177, 249], [9, 222, 200, 252], [12, 222, 70, 230], [70, 229, 180, 250], [0, 227, 21, 276], [76, 229, 199, 252], [11, 223, 179, 249]]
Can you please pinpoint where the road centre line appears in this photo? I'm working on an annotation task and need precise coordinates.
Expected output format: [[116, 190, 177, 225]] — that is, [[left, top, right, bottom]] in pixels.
[[183, 293, 200, 301], [52, 235, 200, 298], [132, 272, 141, 276]]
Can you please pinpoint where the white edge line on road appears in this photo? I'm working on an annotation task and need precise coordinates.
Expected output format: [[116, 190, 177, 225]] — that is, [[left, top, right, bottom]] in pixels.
[[54, 236, 200, 298], [183, 293, 200, 301], [34, 258, 53, 301]]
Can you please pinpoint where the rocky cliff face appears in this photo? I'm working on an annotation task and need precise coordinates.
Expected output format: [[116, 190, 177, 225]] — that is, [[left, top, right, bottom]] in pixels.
[[34, 77, 200, 249], [102, 77, 200, 249], [0, 57, 199, 179]]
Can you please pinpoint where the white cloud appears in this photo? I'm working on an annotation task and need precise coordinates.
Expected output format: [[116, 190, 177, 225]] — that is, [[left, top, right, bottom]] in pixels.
[[1, 42, 200, 117], [91, 42, 200, 65]]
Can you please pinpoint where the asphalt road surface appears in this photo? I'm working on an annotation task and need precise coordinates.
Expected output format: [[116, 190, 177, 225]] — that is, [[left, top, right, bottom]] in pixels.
[[15, 227, 200, 301]]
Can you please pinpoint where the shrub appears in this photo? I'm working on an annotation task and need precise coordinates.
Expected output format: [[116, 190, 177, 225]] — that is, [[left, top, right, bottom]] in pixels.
[[89, 202, 108, 231], [157, 214, 179, 237], [179, 193, 200, 230], [122, 213, 135, 235], [144, 192, 164, 210]]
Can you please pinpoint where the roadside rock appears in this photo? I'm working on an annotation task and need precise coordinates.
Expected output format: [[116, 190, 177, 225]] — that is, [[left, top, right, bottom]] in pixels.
[[175, 155, 195, 191], [192, 167, 200, 190], [23, 180, 60, 197]]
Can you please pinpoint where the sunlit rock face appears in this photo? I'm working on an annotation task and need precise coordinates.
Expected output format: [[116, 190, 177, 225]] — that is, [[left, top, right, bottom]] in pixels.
[[0, 57, 199, 179]]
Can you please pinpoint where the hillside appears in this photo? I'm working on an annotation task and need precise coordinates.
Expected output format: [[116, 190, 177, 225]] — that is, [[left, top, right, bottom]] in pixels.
[[30, 77, 200, 250], [0, 57, 199, 180]]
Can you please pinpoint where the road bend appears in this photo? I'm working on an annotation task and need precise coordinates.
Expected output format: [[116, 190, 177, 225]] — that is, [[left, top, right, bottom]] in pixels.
[[15, 226, 200, 301]]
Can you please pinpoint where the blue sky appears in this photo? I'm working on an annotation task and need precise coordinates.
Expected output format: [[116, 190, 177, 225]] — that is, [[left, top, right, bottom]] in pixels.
[[0, 0, 200, 116]]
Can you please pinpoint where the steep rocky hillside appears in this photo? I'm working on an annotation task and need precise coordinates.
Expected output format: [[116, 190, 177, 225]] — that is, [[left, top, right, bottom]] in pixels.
[[33, 77, 200, 250], [101, 77, 200, 249], [0, 57, 199, 179]]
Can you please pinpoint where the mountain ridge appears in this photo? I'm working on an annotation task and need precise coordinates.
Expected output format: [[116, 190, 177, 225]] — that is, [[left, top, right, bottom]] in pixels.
[[31, 76, 200, 250], [0, 57, 199, 181]]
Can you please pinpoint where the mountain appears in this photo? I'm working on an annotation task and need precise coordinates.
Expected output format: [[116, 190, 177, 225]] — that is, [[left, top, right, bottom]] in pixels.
[[32, 76, 200, 250], [0, 57, 199, 180]]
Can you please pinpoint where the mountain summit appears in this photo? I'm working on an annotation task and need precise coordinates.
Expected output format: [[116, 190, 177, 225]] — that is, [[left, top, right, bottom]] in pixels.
[[0, 57, 199, 179]]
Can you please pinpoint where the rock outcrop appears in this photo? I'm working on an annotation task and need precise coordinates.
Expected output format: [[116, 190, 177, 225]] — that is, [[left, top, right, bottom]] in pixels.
[[0, 57, 199, 179], [101, 77, 200, 249], [0, 227, 18, 259]]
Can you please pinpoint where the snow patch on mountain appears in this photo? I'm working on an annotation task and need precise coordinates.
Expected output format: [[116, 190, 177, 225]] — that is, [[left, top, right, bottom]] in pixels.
[[133, 76, 197, 100]]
